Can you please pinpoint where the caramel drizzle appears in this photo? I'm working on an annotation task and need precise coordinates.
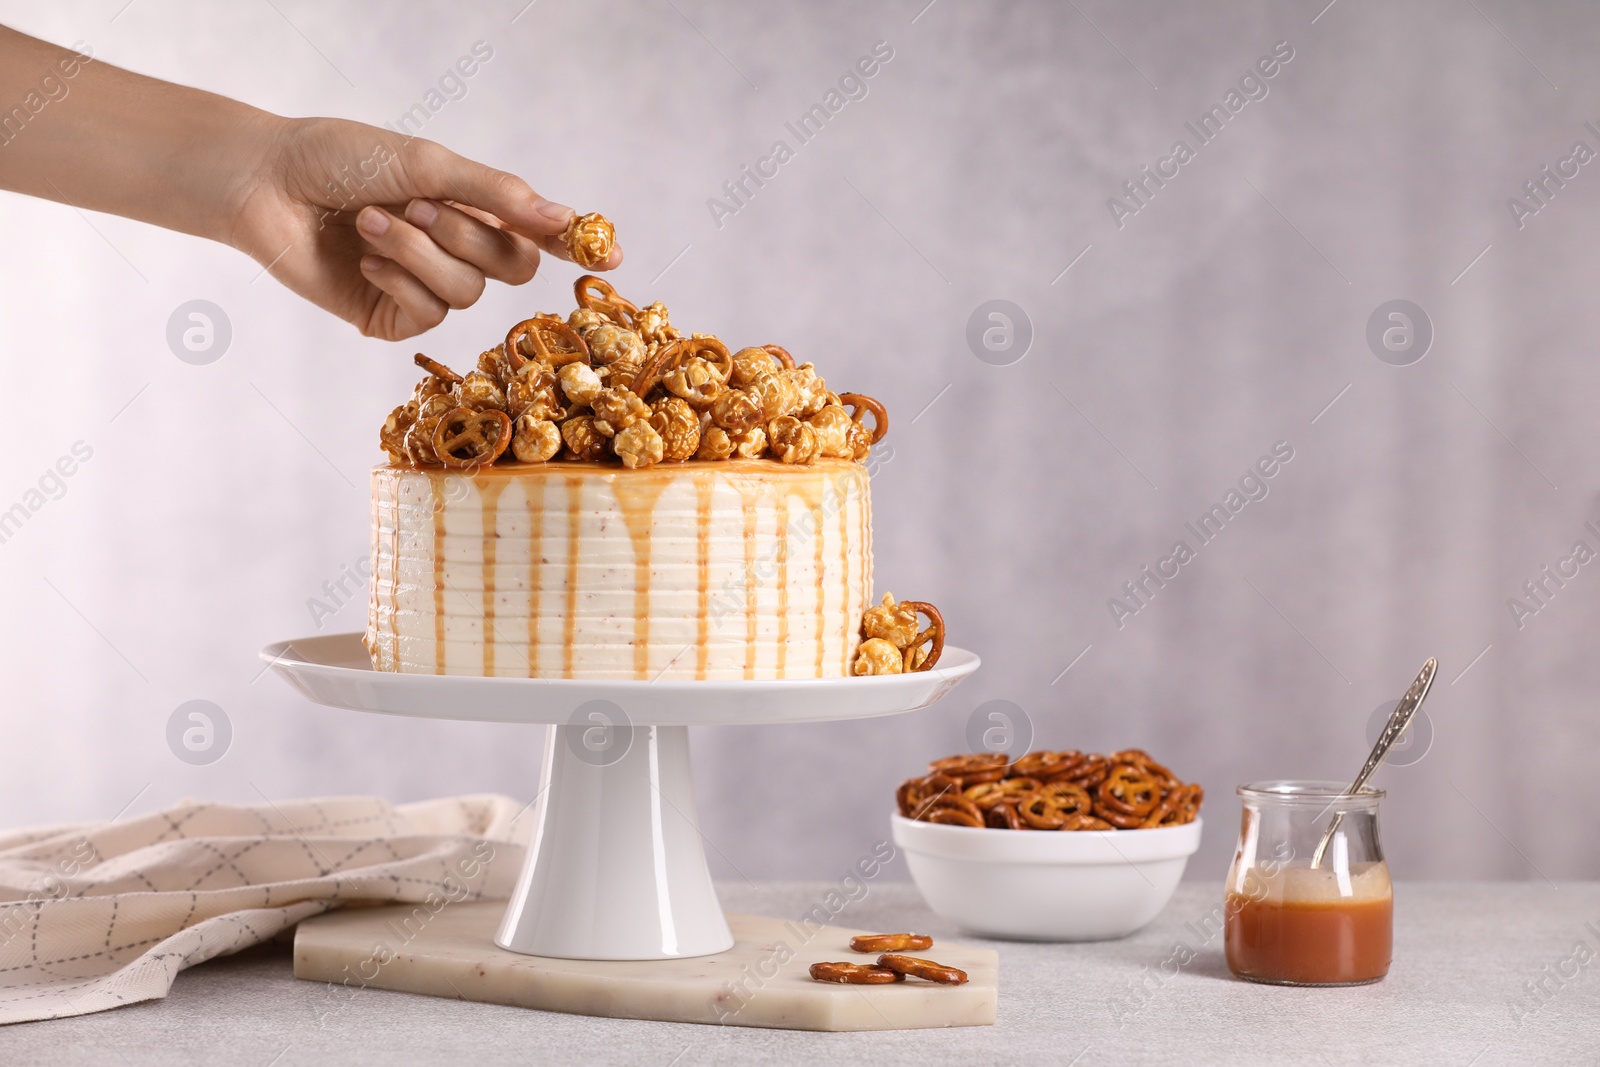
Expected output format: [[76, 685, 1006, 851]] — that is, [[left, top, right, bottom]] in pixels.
[[389, 480, 401, 668], [429, 472, 447, 674], [563, 475, 581, 679], [742, 492, 758, 680], [479, 477, 506, 677], [775, 494, 789, 676], [839, 474, 852, 674], [813, 489, 826, 677], [695, 472, 713, 681], [613, 474, 670, 679], [525, 475, 545, 677]]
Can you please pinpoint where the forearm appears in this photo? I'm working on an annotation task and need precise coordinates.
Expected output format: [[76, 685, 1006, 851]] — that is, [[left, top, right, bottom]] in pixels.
[[0, 26, 280, 244]]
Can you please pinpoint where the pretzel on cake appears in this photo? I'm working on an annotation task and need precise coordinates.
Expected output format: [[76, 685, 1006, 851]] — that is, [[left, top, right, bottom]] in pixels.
[[505, 316, 590, 370], [432, 407, 512, 468], [573, 274, 639, 328]]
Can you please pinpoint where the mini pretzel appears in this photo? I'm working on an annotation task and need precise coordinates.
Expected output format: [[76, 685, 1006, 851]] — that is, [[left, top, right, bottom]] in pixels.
[[897, 601, 945, 672], [929, 753, 1007, 785], [413, 353, 463, 385], [1113, 749, 1179, 787], [876, 954, 968, 985], [1096, 766, 1162, 817], [1052, 754, 1110, 788], [1061, 813, 1116, 831], [1017, 791, 1067, 830], [838, 392, 888, 445], [1037, 780, 1093, 816], [963, 777, 1039, 809], [431, 407, 512, 468], [1011, 750, 1078, 780], [632, 336, 731, 398], [914, 794, 983, 826], [505, 316, 590, 370], [809, 962, 904, 985], [761, 344, 796, 369], [851, 933, 933, 953], [573, 274, 639, 328], [986, 801, 1024, 830]]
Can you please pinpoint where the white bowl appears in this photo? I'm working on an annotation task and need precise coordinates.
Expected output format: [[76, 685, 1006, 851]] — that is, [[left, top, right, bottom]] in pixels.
[[892, 813, 1203, 941]]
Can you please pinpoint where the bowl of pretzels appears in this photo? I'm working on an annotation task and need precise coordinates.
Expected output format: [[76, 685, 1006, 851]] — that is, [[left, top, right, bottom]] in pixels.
[[891, 749, 1204, 941]]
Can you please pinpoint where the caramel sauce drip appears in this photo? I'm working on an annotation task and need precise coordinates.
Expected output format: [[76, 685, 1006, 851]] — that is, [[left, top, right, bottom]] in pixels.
[[775, 494, 790, 676], [741, 487, 759, 680], [839, 473, 852, 673], [478, 476, 506, 676], [612, 474, 671, 678], [695, 471, 714, 681], [563, 475, 581, 679], [428, 472, 447, 674], [813, 489, 826, 677], [525, 475, 545, 677]]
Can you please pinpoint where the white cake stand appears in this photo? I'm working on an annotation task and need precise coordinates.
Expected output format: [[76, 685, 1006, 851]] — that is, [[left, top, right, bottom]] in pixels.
[[260, 633, 979, 962]]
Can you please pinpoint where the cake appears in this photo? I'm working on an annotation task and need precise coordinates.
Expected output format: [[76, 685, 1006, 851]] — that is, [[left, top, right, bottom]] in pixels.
[[367, 459, 871, 679], [364, 266, 898, 680]]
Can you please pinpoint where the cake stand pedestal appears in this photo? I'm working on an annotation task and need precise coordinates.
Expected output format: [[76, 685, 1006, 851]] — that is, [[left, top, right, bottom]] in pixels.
[[261, 633, 979, 963]]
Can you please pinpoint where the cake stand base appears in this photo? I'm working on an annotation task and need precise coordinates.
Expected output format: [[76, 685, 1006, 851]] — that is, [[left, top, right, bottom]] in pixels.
[[498, 723, 731, 960], [295, 901, 998, 1031]]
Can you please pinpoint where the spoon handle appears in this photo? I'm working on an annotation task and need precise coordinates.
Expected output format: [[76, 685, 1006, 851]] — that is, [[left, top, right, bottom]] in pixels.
[[1309, 658, 1437, 869]]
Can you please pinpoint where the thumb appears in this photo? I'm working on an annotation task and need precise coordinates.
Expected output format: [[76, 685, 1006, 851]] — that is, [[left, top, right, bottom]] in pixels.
[[406, 140, 573, 237]]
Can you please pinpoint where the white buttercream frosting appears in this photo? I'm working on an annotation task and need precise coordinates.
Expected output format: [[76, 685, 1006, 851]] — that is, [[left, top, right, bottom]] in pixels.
[[366, 459, 872, 679]]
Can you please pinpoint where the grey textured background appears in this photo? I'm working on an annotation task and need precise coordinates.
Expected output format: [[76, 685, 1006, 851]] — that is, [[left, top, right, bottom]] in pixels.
[[0, 0, 1596, 887]]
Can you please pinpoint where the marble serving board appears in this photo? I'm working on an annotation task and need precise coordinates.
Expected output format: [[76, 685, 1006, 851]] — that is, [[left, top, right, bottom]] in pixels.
[[293, 901, 997, 1031]]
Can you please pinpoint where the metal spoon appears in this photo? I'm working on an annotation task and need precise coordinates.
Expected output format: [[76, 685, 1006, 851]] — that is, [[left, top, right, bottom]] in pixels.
[[1309, 657, 1438, 869]]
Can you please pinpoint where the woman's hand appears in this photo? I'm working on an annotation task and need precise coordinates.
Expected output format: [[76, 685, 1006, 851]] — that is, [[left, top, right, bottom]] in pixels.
[[229, 116, 621, 341]]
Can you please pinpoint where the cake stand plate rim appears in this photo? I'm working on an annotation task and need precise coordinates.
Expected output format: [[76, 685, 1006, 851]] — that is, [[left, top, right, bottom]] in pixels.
[[259, 632, 979, 725]]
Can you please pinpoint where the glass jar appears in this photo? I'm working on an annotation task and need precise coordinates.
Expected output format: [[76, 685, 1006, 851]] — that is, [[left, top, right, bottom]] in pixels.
[[1224, 780, 1392, 986]]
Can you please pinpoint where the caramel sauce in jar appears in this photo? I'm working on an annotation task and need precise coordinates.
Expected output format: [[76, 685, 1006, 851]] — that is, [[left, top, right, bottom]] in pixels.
[[1225, 866, 1393, 985]]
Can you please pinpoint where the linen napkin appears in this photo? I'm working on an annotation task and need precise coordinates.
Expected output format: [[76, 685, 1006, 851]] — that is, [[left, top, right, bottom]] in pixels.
[[0, 794, 526, 1024]]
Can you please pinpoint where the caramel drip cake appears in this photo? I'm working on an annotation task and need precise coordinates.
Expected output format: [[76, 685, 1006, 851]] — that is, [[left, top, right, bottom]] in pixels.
[[365, 267, 888, 680]]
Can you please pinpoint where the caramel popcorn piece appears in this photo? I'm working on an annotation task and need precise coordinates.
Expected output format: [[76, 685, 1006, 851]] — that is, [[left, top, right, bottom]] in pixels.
[[568, 307, 606, 335], [560, 415, 608, 461], [695, 422, 735, 461], [456, 370, 507, 413], [404, 414, 444, 466], [510, 414, 561, 463], [507, 364, 562, 420], [791, 363, 830, 418], [613, 420, 665, 469], [808, 405, 853, 457], [477, 346, 514, 388], [730, 427, 767, 459], [651, 397, 700, 462], [853, 637, 904, 676], [587, 324, 645, 367], [563, 212, 615, 270], [663, 356, 725, 410], [749, 373, 801, 422], [863, 593, 920, 649], [711, 389, 763, 434], [730, 346, 780, 388], [380, 402, 417, 464], [557, 362, 604, 408], [591, 387, 650, 437], [767, 416, 818, 465], [635, 301, 680, 346]]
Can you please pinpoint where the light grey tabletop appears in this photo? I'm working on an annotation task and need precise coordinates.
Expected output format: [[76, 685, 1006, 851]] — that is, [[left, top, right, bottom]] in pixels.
[[2, 882, 1594, 1066]]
